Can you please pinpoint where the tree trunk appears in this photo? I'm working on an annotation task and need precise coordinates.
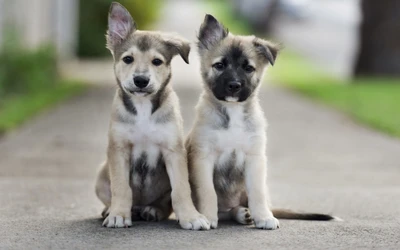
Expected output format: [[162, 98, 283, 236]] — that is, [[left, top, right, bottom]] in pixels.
[[354, 0, 400, 77]]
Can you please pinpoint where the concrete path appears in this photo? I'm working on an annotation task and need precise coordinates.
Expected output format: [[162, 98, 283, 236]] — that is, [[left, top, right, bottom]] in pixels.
[[1, 1, 400, 249]]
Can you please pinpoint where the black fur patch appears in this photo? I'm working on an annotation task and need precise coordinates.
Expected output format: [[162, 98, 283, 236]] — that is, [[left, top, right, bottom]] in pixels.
[[213, 151, 245, 195], [230, 45, 243, 61], [207, 44, 256, 102], [131, 153, 149, 189], [273, 210, 336, 221], [130, 153, 166, 190], [119, 88, 137, 115], [151, 73, 171, 114], [301, 214, 335, 221]]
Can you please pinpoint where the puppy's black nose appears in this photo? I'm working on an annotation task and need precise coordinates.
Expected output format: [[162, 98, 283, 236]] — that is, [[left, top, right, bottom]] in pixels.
[[134, 76, 150, 88], [227, 81, 241, 93]]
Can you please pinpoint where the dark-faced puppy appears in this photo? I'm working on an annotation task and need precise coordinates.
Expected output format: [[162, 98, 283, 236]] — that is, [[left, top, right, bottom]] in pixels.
[[197, 15, 277, 104], [186, 14, 337, 230], [95, 2, 210, 230]]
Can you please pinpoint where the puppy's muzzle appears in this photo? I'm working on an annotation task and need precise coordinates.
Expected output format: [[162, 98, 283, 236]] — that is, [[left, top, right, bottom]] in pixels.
[[134, 76, 150, 89], [226, 81, 241, 94]]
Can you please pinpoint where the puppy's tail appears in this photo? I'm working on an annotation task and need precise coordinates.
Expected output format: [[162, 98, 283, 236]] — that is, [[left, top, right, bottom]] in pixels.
[[271, 209, 342, 221]]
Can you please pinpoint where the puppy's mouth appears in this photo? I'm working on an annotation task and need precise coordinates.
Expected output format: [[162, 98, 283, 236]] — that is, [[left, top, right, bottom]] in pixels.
[[224, 96, 239, 102], [126, 88, 153, 96]]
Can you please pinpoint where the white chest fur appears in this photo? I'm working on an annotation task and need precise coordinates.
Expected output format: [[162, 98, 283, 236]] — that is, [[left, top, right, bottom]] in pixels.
[[224, 106, 262, 150], [198, 104, 265, 161], [112, 98, 177, 161]]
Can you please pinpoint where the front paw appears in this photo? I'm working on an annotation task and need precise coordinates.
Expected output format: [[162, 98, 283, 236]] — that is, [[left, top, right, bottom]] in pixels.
[[209, 218, 218, 229], [204, 214, 218, 229], [102, 211, 132, 228], [254, 217, 279, 230], [178, 212, 211, 230]]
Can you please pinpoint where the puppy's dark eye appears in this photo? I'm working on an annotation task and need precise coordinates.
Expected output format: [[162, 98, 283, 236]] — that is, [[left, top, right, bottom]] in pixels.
[[152, 58, 163, 66], [122, 56, 134, 64], [244, 65, 255, 73], [213, 62, 225, 71]]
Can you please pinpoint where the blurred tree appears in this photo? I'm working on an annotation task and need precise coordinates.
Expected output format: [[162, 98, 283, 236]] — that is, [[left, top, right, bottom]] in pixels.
[[232, 0, 278, 34], [354, 0, 400, 77], [78, 0, 161, 57]]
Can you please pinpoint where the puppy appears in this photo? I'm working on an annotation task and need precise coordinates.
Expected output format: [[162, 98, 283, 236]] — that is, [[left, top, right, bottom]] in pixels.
[[186, 14, 336, 230], [95, 2, 210, 230]]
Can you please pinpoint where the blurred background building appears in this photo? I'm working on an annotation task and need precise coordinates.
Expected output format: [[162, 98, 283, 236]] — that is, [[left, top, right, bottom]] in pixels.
[[0, 0, 78, 58]]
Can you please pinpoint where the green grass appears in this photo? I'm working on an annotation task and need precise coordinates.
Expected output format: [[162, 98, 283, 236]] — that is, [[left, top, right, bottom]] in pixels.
[[271, 50, 400, 137], [0, 81, 86, 134]]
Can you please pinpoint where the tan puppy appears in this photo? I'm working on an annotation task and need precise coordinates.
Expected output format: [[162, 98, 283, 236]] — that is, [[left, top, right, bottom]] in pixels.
[[95, 2, 210, 230], [186, 14, 337, 230]]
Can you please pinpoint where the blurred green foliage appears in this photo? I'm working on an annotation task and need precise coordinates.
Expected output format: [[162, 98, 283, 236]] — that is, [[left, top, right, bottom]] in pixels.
[[0, 30, 57, 97], [271, 50, 400, 138], [78, 0, 162, 57], [0, 29, 86, 134]]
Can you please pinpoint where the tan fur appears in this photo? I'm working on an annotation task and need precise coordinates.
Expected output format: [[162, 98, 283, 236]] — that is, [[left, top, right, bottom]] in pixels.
[[187, 14, 335, 230], [187, 26, 279, 230], [95, 2, 209, 230]]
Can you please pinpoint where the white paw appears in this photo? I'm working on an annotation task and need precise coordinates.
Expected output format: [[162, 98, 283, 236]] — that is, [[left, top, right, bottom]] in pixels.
[[179, 213, 211, 230], [235, 207, 253, 225], [210, 219, 218, 229], [254, 217, 279, 230], [102, 215, 132, 228]]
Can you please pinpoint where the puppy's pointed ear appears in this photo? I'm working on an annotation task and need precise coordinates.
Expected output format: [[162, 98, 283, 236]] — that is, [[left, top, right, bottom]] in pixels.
[[164, 36, 191, 64], [106, 2, 136, 50], [253, 39, 281, 66], [198, 14, 228, 50]]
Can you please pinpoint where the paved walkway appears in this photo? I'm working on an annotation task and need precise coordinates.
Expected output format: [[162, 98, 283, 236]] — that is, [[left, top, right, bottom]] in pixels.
[[1, 1, 400, 249]]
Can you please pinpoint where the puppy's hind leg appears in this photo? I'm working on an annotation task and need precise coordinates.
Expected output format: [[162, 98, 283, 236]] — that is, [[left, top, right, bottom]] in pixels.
[[230, 206, 253, 225], [95, 162, 111, 218], [140, 191, 173, 222], [218, 207, 252, 225]]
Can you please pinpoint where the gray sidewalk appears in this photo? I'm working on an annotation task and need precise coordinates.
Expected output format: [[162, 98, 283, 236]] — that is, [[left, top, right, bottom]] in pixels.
[[1, 1, 400, 249]]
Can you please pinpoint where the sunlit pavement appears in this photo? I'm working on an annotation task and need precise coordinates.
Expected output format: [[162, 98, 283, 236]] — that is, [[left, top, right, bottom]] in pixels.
[[1, 1, 399, 249]]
